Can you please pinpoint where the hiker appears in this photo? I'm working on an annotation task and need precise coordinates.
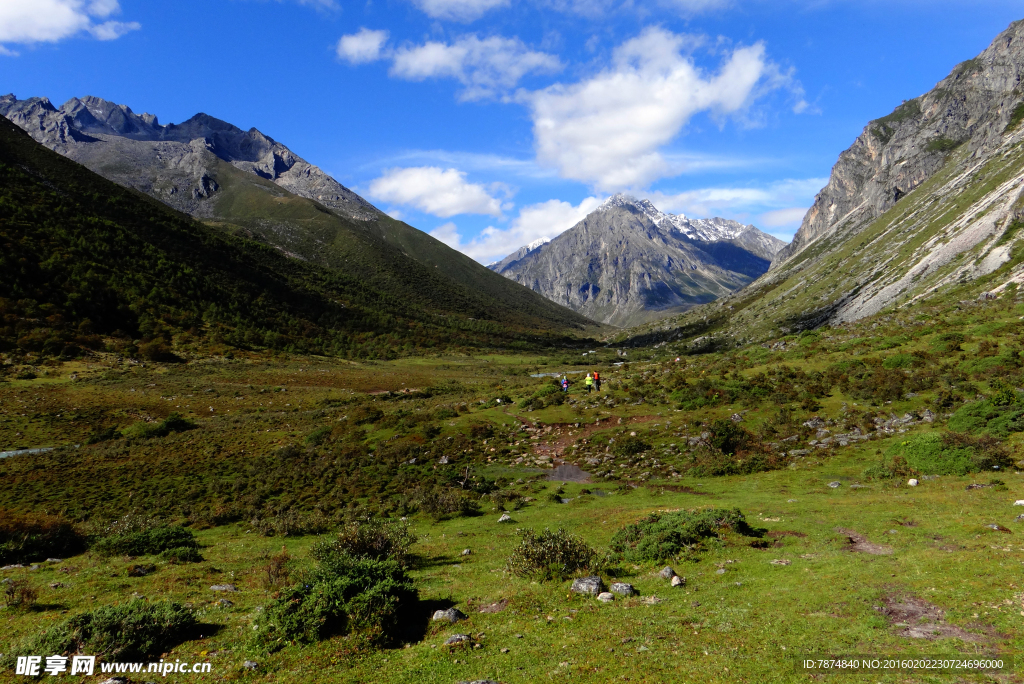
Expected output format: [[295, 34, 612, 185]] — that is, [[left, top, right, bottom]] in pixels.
[[593, 370, 601, 392], [561, 376, 569, 393], [585, 372, 594, 393]]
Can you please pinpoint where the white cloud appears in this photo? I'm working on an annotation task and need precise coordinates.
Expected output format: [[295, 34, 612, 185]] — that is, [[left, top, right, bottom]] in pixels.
[[0, 0, 137, 47], [390, 35, 561, 101], [366, 166, 508, 218], [438, 196, 604, 263], [412, 0, 509, 22], [759, 207, 807, 228], [337, 28, 389, 64], [523, 27, 804, 190], [88, 20, 138, 40]]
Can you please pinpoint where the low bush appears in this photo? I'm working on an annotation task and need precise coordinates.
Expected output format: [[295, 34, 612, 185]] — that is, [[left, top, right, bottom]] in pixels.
[[0, 510, 86, 564], [506, 528, 598, 580], [248, 509, 334, 537], [92, 515, 198, 557], [609, 508, 758, 562], [411, 487, 480, 520], [883, 432, 1012, 476], [311, 519, 416, 567], [683, 444, 788, 478], [251, 549, 417, 651], [159, 546, 204, 563], [863, 455, 919, 480], [947, 400, 1024, 438], [613, 435, 651, 457], [121, 412, 197, 440], [11, 600, 196, 662], [3, 578, 38, 610]]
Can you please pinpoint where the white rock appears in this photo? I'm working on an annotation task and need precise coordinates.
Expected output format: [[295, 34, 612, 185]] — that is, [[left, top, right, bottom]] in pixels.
[[597, 592, 614, 602], [908, 479, 919, 487], [1013, 500, 1024, 506], [670, 575, 685, 587]]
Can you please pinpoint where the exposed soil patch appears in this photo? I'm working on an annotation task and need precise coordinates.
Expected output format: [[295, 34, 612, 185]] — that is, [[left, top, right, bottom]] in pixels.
[[476, 599, 508, 614], [836, 528, 893, 555], [879, 594, 988, 642], [767, 530, 807, 539]]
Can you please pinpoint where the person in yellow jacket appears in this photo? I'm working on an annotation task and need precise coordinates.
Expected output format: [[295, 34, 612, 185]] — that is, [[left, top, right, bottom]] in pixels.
[[585, 373, 594, 393]]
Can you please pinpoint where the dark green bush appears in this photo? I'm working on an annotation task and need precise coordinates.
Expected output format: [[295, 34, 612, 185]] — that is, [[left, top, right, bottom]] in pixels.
[[609, 508, 758, 562], [948, 400, 1024, 438], [121, 412, 196, 440], [248, 509, 333, 537], [93, 525, 198, 557], [883, 431, 1012, 476], [159, 546, 204, 563], [311, 519, 415, 567], [10, 600, 196, 662], [506, 528, 598, 580], [411, 487, 480, 520], [251, 551, 417, 651], [0, 510, 86, 564], [863, 455, 918, 480], [613, 435, 651, 457]]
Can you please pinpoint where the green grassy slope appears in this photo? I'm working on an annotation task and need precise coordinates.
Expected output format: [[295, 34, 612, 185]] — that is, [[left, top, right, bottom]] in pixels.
[[0, 118, 591, 360], [193, 157, 600, 334]]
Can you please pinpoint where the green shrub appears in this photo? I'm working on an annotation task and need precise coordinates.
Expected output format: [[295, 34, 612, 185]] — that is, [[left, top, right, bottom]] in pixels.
[[506, 528, 598, 580], [883, 432, 1012, 476], [305, 426, 331, 446], [613, 435, 651, 456], [251, 551, 417, 651], [863, 455, 918, 480], [311, 519, 415, 567], [121, 412, 196, 440], [10, 600, 196, 662], [683, 444, 788, 478], [0, 510, 86, 564], [411, 487, 480, 520], [159, 546, 204, 563], [248, 509, 333, 537], [3, 578, 38, 610], [882, 353, 917, 369], [609, 508, 758, 562], [93, 519, 198, 557], [948, 400, 1024, 438]]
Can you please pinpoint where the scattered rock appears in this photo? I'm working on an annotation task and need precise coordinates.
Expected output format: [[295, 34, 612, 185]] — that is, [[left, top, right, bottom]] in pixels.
[[49, 582, 65, 589], [715, 568, 726, 575], [45, 558, 62, 563], [1, 564, 25, 570], [658, 566, 675, 579], [642, 596, 662, 605], [1013, 500, 1024, 506], [242, 661, 258, 671], [878, 594, 987, 642], [461, 549, 471, 556], [210, 584, 238, 592], [769, 559, 791, 566], [908, 479, 919, 487], [570, 576, 604, 596], [443, 634, 473, 649], [456, 681, 500, 684], [1016, 514, 1024, 522], [827, 481, 841, 488], [432, 608, 468, 623], [218, 599, 234, 608], [99, 678, 128, 684], [500, 648, 510, 654], [497, 513, 513, 523], [985, 523, 1012, 533], [610, 582, 636, 596], [966, 483, 990, 490], [597, 592, 614, 602], [514, 634, 524, 639], [126, 564, 156, 577], [671, 575, 686, 587]]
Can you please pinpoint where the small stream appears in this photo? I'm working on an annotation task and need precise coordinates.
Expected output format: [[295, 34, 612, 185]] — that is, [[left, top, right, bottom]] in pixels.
[[0, 447, 54, 459]]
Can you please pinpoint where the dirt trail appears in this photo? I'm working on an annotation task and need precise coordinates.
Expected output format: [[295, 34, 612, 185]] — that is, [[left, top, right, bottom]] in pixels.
[[509, 413, 659, 483]]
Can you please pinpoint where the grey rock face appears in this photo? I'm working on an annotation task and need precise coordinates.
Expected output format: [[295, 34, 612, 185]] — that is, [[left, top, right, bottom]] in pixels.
[[432, 607, 468, 623], [570, 576, 605, 596], [210, 584, 237, 592], [491, 194, 785, 327], [443, 634, 473, 648], [778, 23, 1024, 267], [610, 582, 636, 596], [0, 94, 378, 222], [658, 566, 675, 579]]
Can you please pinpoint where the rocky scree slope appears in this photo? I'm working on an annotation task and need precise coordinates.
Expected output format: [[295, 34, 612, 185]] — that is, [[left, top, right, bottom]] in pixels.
[[490, 194, 785, 327], [624, 19, 1024, 351], [0, 95, 597, 334]]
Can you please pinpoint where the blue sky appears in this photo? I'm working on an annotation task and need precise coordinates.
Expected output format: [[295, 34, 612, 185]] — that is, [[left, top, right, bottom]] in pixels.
[[2, 1, 1021, 264]]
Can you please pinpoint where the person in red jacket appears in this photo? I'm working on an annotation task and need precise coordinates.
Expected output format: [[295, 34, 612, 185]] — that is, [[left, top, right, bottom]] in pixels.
[[593, 370, 601, 392]]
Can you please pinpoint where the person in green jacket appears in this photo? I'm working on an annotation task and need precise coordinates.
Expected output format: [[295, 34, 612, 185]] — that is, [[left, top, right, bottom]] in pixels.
[[585, 373, 594, 393]]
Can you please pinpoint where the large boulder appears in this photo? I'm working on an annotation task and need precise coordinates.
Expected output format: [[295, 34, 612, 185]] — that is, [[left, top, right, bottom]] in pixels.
[[570, 576, 604, 596]]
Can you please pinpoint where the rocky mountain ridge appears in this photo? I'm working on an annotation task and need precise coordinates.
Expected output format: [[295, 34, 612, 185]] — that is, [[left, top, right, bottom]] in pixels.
[[491, 194, 786, 327], [0, 94, 377, 221], [625, 19, 1024, 351]]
